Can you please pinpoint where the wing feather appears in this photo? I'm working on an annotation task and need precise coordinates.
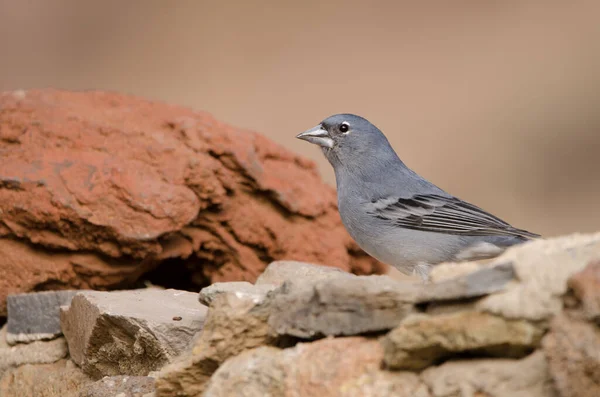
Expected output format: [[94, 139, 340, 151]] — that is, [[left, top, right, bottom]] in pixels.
[[366, 194, 539, 238]]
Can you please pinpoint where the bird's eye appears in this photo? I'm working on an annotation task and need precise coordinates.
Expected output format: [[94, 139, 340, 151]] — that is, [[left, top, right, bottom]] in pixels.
[[339, 122, 349, 133]]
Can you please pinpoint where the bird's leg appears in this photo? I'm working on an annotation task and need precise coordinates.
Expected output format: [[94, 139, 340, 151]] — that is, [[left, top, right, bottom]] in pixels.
[[413, 263, 432, 284]]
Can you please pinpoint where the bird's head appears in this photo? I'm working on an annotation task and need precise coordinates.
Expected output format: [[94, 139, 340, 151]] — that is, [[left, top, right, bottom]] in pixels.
[[296, 114, 397, 169]]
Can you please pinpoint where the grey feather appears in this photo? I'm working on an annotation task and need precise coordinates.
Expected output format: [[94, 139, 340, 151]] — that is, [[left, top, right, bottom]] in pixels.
[[366, 194, 539, 239], [296, 113, 539, 280]]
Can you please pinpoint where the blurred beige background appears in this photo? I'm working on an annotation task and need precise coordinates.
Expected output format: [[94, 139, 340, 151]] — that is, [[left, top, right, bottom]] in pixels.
[[1, 1, 599, 237]]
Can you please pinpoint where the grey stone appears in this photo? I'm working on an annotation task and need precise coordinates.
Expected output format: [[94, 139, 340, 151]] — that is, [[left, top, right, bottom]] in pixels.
[[268, 275, 418, 338], [416, 262, 516, 303], [78, 375, 155, 397], [6, 290, 78, 344], [198, 281, 276, 306], [61, 289, 208, 379], [0, 324, 68, 378], [256, 260, 352, 286]]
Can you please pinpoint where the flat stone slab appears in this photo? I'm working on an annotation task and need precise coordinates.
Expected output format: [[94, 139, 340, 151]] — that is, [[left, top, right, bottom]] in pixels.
[[61, 288, 208, 378], [256, 260, 352, 286], [6, 290, 78, 344], [198, 282, 276, 306], [0, 324, 68, 378], [416, 262, 516, 303], [381, 311, 544, 370], [268, 276, 418, 338]]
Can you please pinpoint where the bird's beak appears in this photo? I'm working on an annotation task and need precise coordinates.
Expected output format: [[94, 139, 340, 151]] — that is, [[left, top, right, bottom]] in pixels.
[[296, 125, 334, 148]]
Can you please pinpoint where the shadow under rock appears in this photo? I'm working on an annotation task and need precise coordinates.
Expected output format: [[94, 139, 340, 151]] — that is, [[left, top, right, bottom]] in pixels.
[[137, 257, 211, 292]]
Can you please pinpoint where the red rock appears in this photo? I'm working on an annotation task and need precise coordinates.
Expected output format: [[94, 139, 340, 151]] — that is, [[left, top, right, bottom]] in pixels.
[[0, 89, 383, 315]]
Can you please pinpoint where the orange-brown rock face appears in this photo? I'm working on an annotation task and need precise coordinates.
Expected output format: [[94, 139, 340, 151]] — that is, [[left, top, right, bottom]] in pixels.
[[0, 89, 382, 315]]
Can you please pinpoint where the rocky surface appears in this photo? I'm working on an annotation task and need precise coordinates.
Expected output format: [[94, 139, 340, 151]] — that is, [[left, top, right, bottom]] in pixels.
[[0, 359, 93, 397], [167, 233, 600, 396], [6, 290, 77, 344], [61, 289, 207, 378], [567, 260, 600, 323], [197, 281, 276, 306], [79, 375, 156, 397], [0, 325, 68, 378], [267, 275, 416, 338], [202, 337, 423, 397], [382, 311, 544, 370], [542, 260, 600, 397], [156, 287, 275, 397], [255, 260, 351, 286], [421, 350, 557, 397], [1, 233, 599, 396], [471, 233, 600, 321], [0, 89, 383, 315]]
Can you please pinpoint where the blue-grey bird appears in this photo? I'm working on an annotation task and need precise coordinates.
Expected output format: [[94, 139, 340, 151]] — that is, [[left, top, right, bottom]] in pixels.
[[296, 114, 539, 280]]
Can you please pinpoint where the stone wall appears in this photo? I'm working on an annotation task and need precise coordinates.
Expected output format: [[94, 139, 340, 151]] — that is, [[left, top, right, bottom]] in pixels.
[[1, 233, 599, 396]]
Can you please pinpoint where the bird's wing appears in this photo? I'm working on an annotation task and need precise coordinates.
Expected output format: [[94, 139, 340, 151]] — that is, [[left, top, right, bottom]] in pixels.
[[366, 194, 539, 238]]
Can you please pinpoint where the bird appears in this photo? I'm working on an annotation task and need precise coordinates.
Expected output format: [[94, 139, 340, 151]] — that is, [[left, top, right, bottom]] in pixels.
[[296, 113, 539, 281]]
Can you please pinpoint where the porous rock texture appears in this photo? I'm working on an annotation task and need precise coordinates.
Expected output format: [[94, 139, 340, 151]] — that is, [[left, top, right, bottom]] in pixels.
[[1, 233, 600, 396], [79, 375, 156, 397], [0, 359, 93, 397], [154, 233, 600, 397], [0, 89, 382, 315], [0, 325, 68, 378], [60, 289, 207, 378]]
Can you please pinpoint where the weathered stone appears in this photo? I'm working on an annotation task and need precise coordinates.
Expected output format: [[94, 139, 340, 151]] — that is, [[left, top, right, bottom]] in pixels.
[[79, 375, 155, 397], [382, 311, 544, 370], [156, 291, 273, 397], [61, 289, 207, 378], [568, 260, 600, 323], [476, 233, 600, 321], [155, 354, 206, 397], [198, 282, 276, 306], [255, 260, 352, 286], [0, 324, 8, 348], [0, 359, 93, 397], [0, 330, 68, 378], [428, 260, 485, 283], [339, 371, 430, 397], [416, 262, 515, 303], [0, 89, 383, 316], [268, 275, 417, 338], [6, 290, 78, 344], [421, 350, 557, 397], [204, 337, 397, 397], [542, 313, 600, 397], [203, 346, 284, 397]]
